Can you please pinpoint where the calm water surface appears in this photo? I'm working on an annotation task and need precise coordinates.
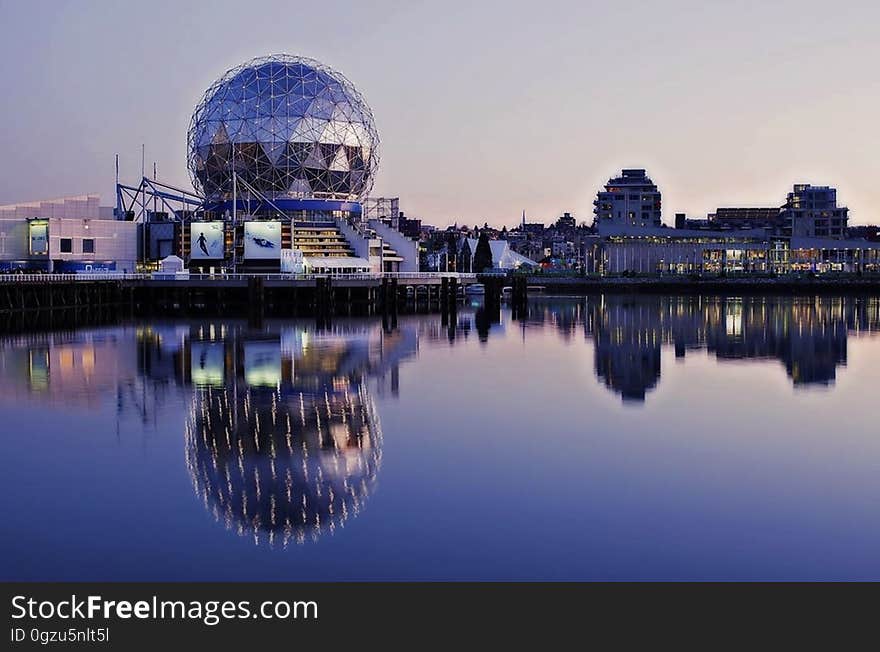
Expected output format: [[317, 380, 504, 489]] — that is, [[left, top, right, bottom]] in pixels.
[[2, 294, 879, 580]]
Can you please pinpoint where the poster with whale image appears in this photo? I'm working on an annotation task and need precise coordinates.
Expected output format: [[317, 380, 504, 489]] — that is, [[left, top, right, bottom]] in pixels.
[[190, 221, 226, 259], [244, 221, 282, 260]]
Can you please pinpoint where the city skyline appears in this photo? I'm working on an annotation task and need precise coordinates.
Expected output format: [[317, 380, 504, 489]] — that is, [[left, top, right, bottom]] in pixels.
[[1, 0, 879, 227]]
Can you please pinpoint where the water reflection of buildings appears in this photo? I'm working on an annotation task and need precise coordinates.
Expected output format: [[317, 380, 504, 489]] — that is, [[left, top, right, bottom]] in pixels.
[[0, 328, 140, 409], [179, 323, 412, 546], [522, 295, 880, 403], [170, 321, 419, 546], [0, 319, 421, 546]]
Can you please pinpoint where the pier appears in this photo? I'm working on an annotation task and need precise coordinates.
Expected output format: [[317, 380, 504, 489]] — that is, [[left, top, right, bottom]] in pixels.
[[0, 272, 495, 323]]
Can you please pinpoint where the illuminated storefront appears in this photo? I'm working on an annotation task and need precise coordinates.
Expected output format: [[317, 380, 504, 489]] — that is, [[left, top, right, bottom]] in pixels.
[[585, 224, 880, 276]]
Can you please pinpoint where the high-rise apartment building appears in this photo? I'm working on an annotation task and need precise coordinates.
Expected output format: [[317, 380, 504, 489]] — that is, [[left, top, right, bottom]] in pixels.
[[593, 169, 662, 227], [781, 184, 848, 239]]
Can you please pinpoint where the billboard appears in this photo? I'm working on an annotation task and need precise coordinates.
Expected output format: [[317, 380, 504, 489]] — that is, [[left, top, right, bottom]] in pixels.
[[29, 221, 48, 256], [190, 221, 225, 259], [244, 221, 282, 260]]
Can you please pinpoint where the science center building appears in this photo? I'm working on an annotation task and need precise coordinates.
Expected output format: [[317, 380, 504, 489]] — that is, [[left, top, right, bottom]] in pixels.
[[0, 54, 417, 275], [180, 54, 397, 274]]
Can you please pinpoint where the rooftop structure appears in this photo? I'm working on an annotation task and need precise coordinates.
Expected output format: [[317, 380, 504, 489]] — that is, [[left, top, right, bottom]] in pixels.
[[0, 195, 107, 220], [782, 184, 848, 239], [594, 168, 662, 227], [709, 207, 783, 230]]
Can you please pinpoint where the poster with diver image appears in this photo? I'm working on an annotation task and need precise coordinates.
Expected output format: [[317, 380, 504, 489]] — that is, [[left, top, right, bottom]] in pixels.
[[244, 221, 282, 259], [190, 221, 225, 259]]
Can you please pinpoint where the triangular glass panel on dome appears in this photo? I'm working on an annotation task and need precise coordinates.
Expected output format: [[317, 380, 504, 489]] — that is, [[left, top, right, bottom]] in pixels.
[[337, 124, 360, 147], [318, 121, 345, 146], [288, 96, 312, 117], [224, 80, 244, 104], [273, 72, 294, 96], [328, 146, 349, 172], [199, 102, 221, 124], [262, 142, 286, 165], [319, 143, 339, 168], [211, 124, 230, 145], [330, 103, 354, 121], [303, 143, 326, 169], [327, 170, 350, 195], [290, 142, 312, 165], [269, 116, 292, 141], [305, 168, 330, 193], [206, 144, 232, 170], [224, 119, 244, 142], [326, 83, 351, 105], [287, 177, 311, 196], [314, 70, 334, 92], [290, 117, 323, 143], [308, 96, 334, 120], [240, 81, 260, 106], [345, 145, 365, 170], [350, 170, 365, 191], [224, 120, 248, 143], [193, 126, 213, 149], [300, 77, 319, 100], [346, 123, 370, 146], [235, 67, 257, 88], [252, 116, 273, 138]]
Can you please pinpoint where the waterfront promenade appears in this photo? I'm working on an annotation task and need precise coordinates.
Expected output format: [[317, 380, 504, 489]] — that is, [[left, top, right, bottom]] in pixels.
[[2, 271, 880, 321], [525, 274, 880, 294], [0, 272, 486, 322]]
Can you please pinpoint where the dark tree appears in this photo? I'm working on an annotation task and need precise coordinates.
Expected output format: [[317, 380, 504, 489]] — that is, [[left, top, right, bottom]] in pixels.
[[472, 231, 494, 273], [445, 231, 459, 271]]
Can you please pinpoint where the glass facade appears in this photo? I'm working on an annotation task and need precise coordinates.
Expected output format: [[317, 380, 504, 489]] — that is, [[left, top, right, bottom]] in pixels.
[[187, 54, 380, 203]]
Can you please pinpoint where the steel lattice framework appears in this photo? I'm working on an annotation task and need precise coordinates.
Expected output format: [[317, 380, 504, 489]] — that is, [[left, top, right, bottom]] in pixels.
[[187, 54, 380, 203]]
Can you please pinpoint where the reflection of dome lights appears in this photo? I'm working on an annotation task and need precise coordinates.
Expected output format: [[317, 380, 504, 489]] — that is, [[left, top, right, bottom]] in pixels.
[[185, 383, 382, 547]]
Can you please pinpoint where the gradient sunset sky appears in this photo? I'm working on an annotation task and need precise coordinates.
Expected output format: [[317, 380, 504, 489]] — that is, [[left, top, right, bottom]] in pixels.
[[1, 0, 878, 227]]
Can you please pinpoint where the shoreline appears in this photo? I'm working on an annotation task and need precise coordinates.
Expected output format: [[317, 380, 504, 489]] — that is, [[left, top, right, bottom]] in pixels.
[[524, 275, 880, 294]]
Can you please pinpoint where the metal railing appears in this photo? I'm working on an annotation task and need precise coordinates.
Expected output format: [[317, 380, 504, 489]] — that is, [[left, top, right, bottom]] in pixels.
[[0, 273, 148, 283], [0, 271, 480, 283]]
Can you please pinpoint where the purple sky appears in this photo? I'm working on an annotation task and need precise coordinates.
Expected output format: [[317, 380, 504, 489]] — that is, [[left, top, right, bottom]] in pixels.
[[1, 0, 878, 227]]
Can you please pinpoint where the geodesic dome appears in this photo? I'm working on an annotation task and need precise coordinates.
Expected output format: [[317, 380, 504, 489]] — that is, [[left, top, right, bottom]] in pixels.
[[187, 54, 379, 202]]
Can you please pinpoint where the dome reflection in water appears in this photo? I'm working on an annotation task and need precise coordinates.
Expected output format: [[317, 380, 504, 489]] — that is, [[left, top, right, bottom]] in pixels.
[[183, 324, 399, 547]]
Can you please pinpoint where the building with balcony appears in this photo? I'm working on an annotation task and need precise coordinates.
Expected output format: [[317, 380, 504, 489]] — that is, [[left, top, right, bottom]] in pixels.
[[781, 184, 848, 239], [593, 169, 662, 228]]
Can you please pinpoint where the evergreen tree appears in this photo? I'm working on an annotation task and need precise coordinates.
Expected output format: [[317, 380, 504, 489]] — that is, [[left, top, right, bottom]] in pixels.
[[443, 231, 458, 271], [472, 231, 494, 273]]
